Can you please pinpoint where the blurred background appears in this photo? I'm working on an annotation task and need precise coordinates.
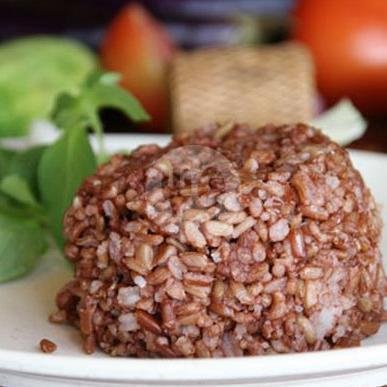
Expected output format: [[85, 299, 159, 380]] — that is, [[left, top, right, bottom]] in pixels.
[[1, 0, 387, 151], [0, 0, 294, 48]]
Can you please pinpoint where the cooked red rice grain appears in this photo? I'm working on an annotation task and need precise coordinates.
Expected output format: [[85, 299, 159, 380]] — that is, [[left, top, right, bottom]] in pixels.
[[40, 339, 57, 353], [55, 123, 385, 357]]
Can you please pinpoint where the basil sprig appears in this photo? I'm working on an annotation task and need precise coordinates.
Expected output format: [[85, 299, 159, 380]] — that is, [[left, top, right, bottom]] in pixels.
[[0, 72, 149, 282]]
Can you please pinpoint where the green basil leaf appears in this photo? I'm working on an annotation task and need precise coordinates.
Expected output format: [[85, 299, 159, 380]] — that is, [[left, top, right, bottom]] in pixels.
[[88, 82, 150, 123], [38, 128, 96, 248], [8, 145, 46, 198], [0, 192, 44, 223], [0, 192, 27, 218], [51, 71, 150, 134], [51, 93, 86, 132], [0, 174, 39, 207], [0, 148, 15, 179], [0, 212, 47, 283]]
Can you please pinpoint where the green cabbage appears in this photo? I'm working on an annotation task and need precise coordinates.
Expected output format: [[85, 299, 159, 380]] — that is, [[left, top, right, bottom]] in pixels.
[[0, 36, 96, 137]]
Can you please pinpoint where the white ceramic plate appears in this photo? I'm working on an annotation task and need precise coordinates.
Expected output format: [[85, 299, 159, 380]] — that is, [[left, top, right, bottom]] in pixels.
[[1, 135, 387, 387]]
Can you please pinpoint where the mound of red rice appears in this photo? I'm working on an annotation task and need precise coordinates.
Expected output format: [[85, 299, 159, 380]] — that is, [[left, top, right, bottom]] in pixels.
[[53, 123, 385, 357]]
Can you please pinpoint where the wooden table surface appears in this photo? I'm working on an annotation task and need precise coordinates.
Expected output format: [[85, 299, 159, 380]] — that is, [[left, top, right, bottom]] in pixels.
[[351, 119, 387, 153]]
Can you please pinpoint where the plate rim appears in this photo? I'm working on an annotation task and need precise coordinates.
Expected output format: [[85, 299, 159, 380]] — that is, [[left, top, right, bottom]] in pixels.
[[1, 343, 387, 382]]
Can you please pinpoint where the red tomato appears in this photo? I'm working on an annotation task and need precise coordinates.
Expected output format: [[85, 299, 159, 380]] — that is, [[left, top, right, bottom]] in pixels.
[[101, 4, 175, 131], [293, 0, 387, 116]]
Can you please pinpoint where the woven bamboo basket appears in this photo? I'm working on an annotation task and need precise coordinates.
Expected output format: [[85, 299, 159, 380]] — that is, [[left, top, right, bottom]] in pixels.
[[170, 43, 315, 133]]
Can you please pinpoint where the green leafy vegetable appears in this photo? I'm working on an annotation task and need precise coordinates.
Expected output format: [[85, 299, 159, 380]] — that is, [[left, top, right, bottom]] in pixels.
[[8, 146, 46, 198], [88, 75, 151, 122], [0, 190, 44, 221], [0, 213, 47, 282], [52, 71, 150, 156], [40, 72, 149, 247], [0, 69, 150, 283], [0, 174, 39, 207], [52, 71, 151, 130], [0, 148, 15, 179], [38, 127, 96, 247], [0, 36, 96, 138]]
